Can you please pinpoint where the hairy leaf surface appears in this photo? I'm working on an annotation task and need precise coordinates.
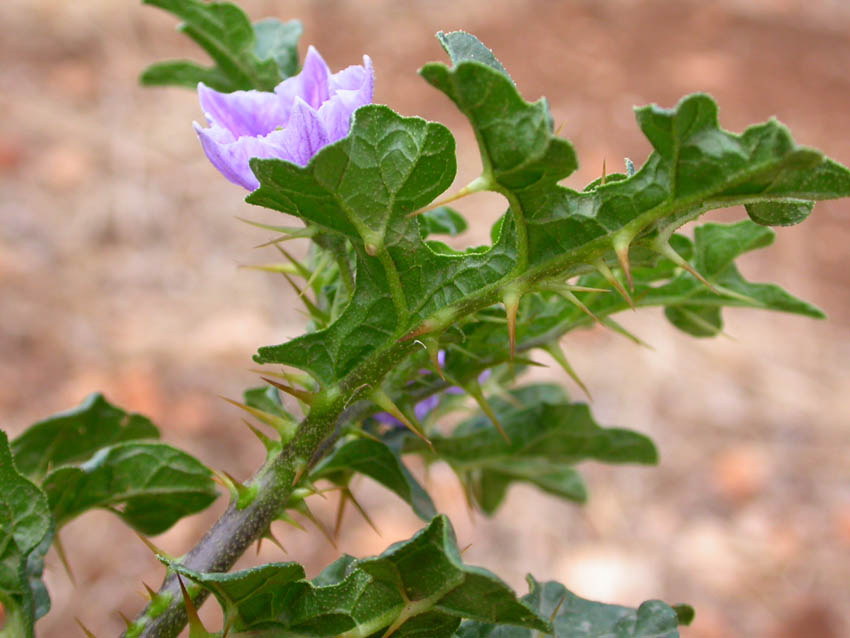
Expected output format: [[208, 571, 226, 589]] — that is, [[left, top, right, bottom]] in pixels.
[[42, 442, 217, 535], [457, 577, 684, 638], [141, 0, 301, 91], [0, 432, 52, 637], [167, 515, 549, 636], [11, 393, 158, 481], [311, 438, 436, 521]]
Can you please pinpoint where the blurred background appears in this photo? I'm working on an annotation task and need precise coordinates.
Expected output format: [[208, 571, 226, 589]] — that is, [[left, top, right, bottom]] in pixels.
[[2, 0, 849, 636]]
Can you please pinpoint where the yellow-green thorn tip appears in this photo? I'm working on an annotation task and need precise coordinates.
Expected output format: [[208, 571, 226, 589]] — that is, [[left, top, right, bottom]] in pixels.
[[219, 396, 297, 442], [295, 501, 338, 549], [281, 273, 329, 324], [257, 526, 287, 555], [406, 175, 491, 218], [177, 574, 209, 638], [76, 618, 97, 638], [132, 530, 173, 561], [211, 469, 256, 508], [345, 487, 382, 537], [654, 240, 721, 294], [543, 342, 592, 401], [273, 244, 312, 279], [600, 317, 654, 349], [334, 489, 349, 538], [594, 258, 634, 309], [118, 611, 133, 630], [370, 389, 434, 451], [546, 284, 602, 324], [239, 262, 301, 276], [278, 510, 307, 532], [142, 582, 157, 601], [261, 376, 316, 405], [503, 287, 522, 361], [612, 231, 634, 290], [241, 419, 277, 453], [464, 378, 511, 444], [601, 157, 607, 186], [550, 592, 568, 624]]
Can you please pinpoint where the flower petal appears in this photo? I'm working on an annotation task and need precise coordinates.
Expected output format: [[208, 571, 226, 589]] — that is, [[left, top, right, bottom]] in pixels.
[[275, 45, 331, 110], [319, 55, 375, 141], [269, 97, 330, 167], [194, 122, 288, 190], [198, 83, 289, 138]]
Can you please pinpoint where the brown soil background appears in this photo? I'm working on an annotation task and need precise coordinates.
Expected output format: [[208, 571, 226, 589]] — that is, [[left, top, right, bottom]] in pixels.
[[2, 0, 849, 636]]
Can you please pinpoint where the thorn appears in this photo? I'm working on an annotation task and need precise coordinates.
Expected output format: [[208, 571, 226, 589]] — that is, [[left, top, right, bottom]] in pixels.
[[544, 283, 602, 325], [241, 419, 277, 453], [345, 487, 382, 537], [278, 510, 307, 532], [260, 526, 288, 555], [600, 317, 654, 349], [612, 231, 634, 290], [117, 611, 133, 631], [543, 342, 592, 401], [406, 175, 490, 219], [549, 592, 568, 623], [251, 367, 317, 391], [54, 531, 76, 585], [219, 396, 297, 441], [344, 383, 371, 409], [132, 530, 172, 561], [75, 618, 97, 638], [503, 288, 522, 362], [463, 378, 511, 444], [296, 502, 337, 549], [177, 574, 208, 638], [601, 157, 607, 186], [594, 258, 634, 309], [654, 240, 721, 294], [237, 217, 316, 239], [291, 460, 308, 488], [143, 581, 158, 601], [334, 489, 349, 538], [211, 469, 253, 505], [261, 376, 316, 405], [370, 389, 434, 451], [460, 542, 473, 555], [249, 225, 316, 248], [304, 251, 331, 292], [281, 273, 329, 324], [239, 262, 301, 276]]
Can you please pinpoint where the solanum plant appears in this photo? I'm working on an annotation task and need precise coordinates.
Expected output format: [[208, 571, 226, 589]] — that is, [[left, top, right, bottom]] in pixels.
[[2, 1, 848, 637]]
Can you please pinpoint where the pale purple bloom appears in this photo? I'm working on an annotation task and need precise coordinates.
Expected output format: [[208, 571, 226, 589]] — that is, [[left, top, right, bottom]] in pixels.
[[194, 46, 374, 190], [374, 350, 492, 428]]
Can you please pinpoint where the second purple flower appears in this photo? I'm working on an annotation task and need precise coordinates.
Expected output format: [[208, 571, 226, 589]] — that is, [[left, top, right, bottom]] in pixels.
[[194, 46, 374, 190]]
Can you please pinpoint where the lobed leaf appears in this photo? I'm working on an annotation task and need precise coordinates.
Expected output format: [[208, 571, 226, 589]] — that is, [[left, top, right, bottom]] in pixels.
[[11, 392, 158, 481], [407, 385, 654, 514], [457, 576, 685, 638], [141, 0, 301, 91], [311, 437, 437, 521], [42, 441, 218, 535], [0, 431, 52, 637], [167, 515, 549, 636]]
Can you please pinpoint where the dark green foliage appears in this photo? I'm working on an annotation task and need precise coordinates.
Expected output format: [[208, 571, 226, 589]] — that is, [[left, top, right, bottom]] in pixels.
[[457, 577, 686, 638], [0, 432, 52, 637], [166, 516, 549, 636], [141, 0, 302, 91]]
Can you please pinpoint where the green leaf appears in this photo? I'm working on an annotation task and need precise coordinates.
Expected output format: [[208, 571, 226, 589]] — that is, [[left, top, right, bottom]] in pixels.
[[419, 206, 469, 238], [745, 199, 813, 226], [141, 0, 301, 92], [311, 438, 437, 521], [403, 385, 652, 515], [253, 18, 302, 79], [435, 31, 511, 81], [664, 305, 723, 338], [167, 515, 549, 636], [457, 577, 684, 638], [10, 392, 158, 481], [0, 431, 52, 638], [42, 441, 218, 535]]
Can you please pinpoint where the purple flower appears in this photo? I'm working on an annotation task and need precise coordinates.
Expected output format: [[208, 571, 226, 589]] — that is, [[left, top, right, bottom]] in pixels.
[[194, 46, 374, 190]]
